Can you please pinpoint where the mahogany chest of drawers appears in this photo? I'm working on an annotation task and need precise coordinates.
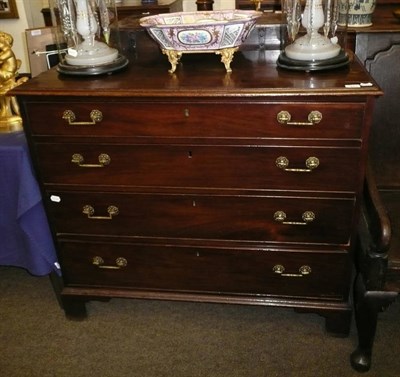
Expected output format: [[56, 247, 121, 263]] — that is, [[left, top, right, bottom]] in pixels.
[[12, 47, 381, 335]]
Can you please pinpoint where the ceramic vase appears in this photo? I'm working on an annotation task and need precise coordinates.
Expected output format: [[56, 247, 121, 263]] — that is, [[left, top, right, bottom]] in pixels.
[[339, 0, 376, 27]]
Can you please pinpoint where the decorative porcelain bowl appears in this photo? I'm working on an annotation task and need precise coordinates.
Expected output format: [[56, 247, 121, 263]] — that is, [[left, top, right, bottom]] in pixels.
[[139, 10, 262, 73]]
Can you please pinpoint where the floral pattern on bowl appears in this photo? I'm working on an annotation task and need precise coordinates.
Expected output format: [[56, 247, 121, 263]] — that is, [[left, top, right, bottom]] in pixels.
[[140, 10, 262, 73], [140, 10, 261, 51]]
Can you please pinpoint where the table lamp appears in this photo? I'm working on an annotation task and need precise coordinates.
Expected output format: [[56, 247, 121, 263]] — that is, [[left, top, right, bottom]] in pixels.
[[278, 0, 350, 71], [49, 0, 128, 75]]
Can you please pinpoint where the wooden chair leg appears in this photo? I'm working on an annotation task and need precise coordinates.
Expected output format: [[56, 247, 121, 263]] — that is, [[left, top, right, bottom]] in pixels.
[[351, 274, 397, 372]]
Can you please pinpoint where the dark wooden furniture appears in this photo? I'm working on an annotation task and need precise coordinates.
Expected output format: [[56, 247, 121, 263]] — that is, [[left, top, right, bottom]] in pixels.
[[351, 167, 399, 372], [12, 36, 380, 344], [235, 0, 280, 12], [115, 0, 182, 19], [41, 8, 52, 26], [196, 0, 214, 10], [348, 10, 400, 373]]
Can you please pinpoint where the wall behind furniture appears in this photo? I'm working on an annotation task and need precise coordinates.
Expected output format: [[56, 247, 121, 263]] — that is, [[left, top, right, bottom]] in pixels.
[[23, 0, 49, 29], [0, 0, 47, 74]]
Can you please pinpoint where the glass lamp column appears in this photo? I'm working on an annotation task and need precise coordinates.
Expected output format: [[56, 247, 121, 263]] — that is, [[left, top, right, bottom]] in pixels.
[[50, 0, 128, 75], [278, 0, 349, 70]]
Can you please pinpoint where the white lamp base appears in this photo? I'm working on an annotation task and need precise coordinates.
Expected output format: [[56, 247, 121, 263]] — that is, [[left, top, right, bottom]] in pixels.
[[57, 53, 129, 76], [66, 40, 119, 66], [277, 49, 349, 72], [285, 34, 341, 61]]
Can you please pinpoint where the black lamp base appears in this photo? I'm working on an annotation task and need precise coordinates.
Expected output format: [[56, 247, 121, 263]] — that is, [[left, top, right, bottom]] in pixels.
[[57, 54, 129, 76], [277, 49, 350, 72]]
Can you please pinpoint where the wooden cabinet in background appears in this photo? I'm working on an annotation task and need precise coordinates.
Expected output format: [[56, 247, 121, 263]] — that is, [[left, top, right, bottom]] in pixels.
[[115, 0, 183, 19], [350, 8, 400, 372], [235, 0, 280, 11], [355, 28, 400, 186]]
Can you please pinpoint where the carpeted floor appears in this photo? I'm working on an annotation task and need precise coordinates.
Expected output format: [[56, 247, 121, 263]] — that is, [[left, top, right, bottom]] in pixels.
[[0, 266, 399, 377]]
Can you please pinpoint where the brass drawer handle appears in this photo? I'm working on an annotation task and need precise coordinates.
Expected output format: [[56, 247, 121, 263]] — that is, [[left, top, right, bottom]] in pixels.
[[273, 264, 312, 277], [62, 109, 103, 125], [82, 205, 119, 220], [277, 110, 322, 126], [276, 156, 319, 172], [71, 153, 110, 167], [92, 256, 127, 269], [274, 210, 315, 225]]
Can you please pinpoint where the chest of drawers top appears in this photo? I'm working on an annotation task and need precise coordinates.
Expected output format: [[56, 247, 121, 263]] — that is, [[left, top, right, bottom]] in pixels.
[[12, 50, 380, 100]]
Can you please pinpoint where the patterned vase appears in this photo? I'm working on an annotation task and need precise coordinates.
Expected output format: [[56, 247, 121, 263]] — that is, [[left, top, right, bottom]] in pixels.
[[339, 0, 377, 27]]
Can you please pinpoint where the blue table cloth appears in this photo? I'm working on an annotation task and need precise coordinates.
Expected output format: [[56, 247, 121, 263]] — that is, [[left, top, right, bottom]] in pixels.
[[0, 132, 60, 276]]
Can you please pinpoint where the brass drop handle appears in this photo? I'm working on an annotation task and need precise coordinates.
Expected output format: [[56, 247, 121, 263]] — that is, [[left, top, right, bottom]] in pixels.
[[92, 256, 127, 269], [274, 210, 315, 225], [62, 109, 103, 125], [71, 153, 110, 168], [82, 205, 119, 220], [277, 110, 322, 126], [276, 156, 319, 172], [273, 264, 312, 277]]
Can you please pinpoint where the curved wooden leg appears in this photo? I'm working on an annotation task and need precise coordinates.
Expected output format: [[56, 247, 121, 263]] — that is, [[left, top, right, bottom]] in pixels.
[[351, 274, 397, 372]]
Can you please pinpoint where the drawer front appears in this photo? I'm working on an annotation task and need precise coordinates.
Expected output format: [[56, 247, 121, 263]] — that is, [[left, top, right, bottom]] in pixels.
[[47, 191, 355, 245], [36, 143, 361, 192], [59, 240, 350, 299], [26, 102, 364, 139]]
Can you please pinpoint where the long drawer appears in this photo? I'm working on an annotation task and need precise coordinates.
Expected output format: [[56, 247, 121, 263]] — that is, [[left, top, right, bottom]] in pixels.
[[35, 143, 361, 192], [59, 240, 350, 299], [25, 102, 365, 139], [47, 191, 355, 245]]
